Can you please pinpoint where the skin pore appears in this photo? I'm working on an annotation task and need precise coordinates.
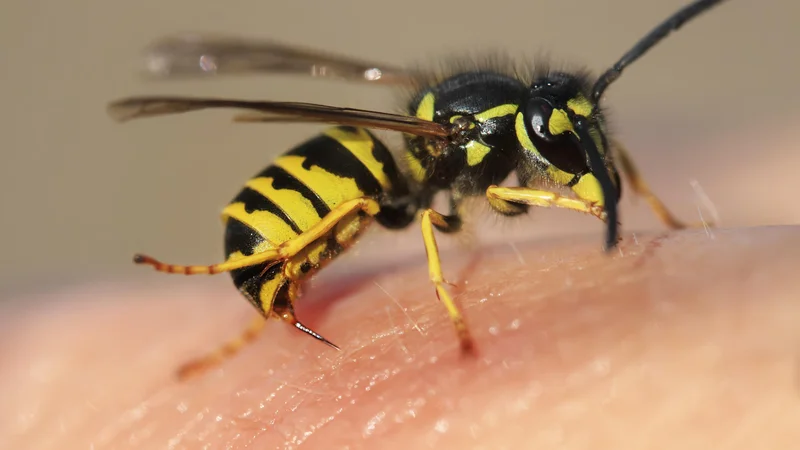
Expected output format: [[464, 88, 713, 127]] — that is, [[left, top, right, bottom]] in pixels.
[[2, 121, 800, 449]]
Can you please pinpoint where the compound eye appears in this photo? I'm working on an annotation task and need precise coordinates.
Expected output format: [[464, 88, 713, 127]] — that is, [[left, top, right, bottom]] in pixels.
[[525, 98, 555, 142]]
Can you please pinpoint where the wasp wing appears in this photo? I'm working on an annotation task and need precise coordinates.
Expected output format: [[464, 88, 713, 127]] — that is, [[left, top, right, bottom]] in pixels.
[[107, 96, 452, 138], [141, 33, 422, 86]]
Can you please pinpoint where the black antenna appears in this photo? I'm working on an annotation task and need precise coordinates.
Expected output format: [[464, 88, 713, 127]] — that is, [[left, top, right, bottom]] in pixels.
[[573, 118, 619, 251], [592, 0, 729, 103]]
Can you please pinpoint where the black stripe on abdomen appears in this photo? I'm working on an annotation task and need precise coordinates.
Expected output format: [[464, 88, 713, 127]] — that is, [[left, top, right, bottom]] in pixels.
[[230, 187, 302, 234], [256, 165, 331, 219], [224, 217, 265, 258], [287, 133, 383, 197]]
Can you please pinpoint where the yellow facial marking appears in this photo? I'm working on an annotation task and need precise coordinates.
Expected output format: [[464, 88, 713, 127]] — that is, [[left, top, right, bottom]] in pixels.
[[405, 152, 427, 182], [465, 141, 491, 166], [474, 104, 518, 122], [415, 92, 435, 121], [275, 155, 363, 209], [324, 127, 390, 190], [245, 177, 321, 232], [222, 202, 298, 246], [566, 95, 593, 117], [548, 108, 574, 136], [571, 173, 605, 207], [515, 113, 537, 153]]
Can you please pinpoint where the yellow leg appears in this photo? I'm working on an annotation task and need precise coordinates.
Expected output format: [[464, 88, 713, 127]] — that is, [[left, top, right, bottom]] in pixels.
[[612, 139, 707, 229], [176, 314, 267, 380], [134, 197, 381, 275], [420, 209, 474, 354], [133, 251, 280, 275], [486, 185, 607, 221]]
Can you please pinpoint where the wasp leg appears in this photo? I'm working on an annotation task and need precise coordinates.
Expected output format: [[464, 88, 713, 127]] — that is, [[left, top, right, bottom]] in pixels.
[[486, 185, 607, 221], [612, 139, 709, 229], [134, 197, 382, 275], [420, 208, 475, 354], [133, 251, 280, 275], [176, 314, 267, 380], [175, 275, 340, 380]]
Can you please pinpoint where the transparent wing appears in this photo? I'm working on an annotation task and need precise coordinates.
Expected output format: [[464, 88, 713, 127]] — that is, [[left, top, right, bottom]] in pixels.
[[107, 96, 453, 138], [141, 33, 422, 85]]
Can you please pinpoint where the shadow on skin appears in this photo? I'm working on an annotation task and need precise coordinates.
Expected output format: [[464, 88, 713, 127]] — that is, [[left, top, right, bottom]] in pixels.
[[2, 225, 800, 449]]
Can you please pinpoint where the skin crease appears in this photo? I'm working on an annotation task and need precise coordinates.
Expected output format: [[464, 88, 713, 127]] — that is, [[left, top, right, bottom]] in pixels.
[[2, 121, 800, 449]]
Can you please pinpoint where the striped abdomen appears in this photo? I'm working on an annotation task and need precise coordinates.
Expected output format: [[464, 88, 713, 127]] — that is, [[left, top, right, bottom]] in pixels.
[[221, 126, 407, 314]]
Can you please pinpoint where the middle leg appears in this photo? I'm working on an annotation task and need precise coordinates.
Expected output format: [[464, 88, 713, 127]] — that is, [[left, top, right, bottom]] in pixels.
[[419, 208, 475, 353], [611, 139, 711, 229]]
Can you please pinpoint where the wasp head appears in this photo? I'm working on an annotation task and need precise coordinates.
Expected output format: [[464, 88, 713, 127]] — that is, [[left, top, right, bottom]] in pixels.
[[517, 71, 621, 249]]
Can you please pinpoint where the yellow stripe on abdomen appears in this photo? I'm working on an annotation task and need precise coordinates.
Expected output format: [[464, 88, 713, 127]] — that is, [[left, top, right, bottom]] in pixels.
[[323, 127, 391, 191], [222, 202, 298, 247], [274, 155, 364, 210], [244, 177, 322, 232]]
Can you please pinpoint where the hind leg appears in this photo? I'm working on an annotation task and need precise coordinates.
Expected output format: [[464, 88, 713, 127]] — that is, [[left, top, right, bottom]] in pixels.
[[134, 197, 381, 276], [176, 314, 267, 380], [175, 264, 340, 380]]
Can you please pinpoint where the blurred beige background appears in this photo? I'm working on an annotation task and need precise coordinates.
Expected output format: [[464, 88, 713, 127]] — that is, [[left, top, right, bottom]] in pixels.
[[1, 0, 798, 295]]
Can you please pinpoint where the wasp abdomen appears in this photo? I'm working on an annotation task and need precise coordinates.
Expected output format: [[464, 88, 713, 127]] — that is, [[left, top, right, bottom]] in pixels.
[[221, 126, 406, 314]]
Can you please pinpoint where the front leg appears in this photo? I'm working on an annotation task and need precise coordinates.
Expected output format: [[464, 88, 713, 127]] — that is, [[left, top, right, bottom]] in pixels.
[[486, 185, 607, 221]]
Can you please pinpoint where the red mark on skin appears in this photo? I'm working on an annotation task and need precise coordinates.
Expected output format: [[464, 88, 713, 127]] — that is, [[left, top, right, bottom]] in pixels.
[[632, 233, 670, 269]]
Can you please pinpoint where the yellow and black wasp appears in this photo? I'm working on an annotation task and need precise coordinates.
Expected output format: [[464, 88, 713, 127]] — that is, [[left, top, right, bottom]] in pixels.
[[109, 0, 726, 379]]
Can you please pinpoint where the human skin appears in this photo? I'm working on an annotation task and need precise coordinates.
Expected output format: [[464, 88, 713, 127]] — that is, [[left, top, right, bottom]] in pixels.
[[2, 123, 800, 449]]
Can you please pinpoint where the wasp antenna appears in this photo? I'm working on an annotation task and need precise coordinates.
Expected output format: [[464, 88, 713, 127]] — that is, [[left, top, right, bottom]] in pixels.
[[592, 0, 729, 103]]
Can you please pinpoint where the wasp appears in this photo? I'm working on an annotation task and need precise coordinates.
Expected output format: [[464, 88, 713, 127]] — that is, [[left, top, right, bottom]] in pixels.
[[109, 0, 726, 379]]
